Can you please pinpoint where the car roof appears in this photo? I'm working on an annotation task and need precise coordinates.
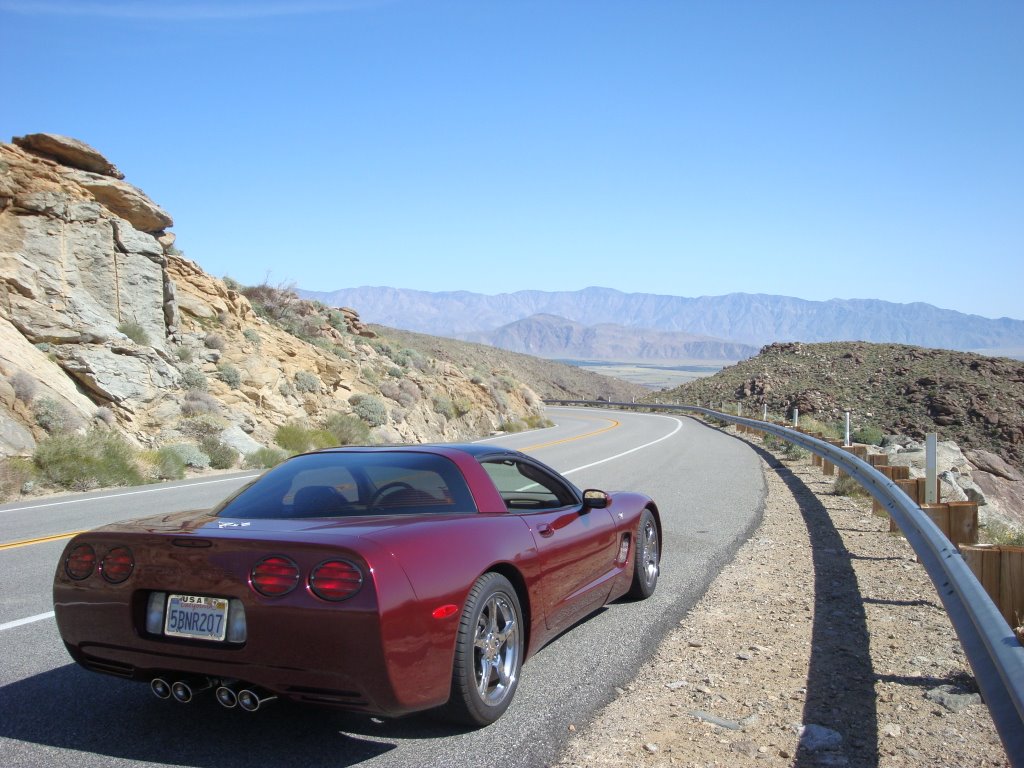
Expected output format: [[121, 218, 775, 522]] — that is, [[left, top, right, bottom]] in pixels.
[[316, 443, 526, 460]]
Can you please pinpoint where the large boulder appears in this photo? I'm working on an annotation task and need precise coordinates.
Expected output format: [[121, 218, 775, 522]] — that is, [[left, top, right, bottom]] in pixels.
[[12, 133, 125, 179]]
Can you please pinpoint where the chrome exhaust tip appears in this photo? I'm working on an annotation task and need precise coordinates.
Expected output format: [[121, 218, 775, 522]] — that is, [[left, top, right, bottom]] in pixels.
[[171, 678, 211, 704], [237, 688, 277, 712], [150, 677, 172, 700], [215, 684, 238, 709]]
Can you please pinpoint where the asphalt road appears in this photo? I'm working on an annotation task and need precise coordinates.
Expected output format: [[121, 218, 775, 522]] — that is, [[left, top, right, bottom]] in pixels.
[[0, 406, 765, 768]]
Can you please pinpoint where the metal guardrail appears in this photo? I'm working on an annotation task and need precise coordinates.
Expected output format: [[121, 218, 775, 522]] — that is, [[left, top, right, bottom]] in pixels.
[[547, 400, 1024, 764]]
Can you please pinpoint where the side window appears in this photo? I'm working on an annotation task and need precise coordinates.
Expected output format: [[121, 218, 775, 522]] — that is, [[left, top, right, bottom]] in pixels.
[[482, 459, 578, 511]]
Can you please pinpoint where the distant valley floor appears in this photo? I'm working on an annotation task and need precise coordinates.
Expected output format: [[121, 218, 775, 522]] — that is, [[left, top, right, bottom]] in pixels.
[[563, 359, 734, 390]]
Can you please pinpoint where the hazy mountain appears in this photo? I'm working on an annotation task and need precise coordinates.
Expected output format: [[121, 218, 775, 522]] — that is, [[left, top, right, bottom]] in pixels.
[[300, 286, 1024, 356], [461, 314, 759, 361]]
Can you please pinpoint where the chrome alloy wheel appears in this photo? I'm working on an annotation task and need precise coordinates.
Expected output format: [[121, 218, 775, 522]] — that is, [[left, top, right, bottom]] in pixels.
[[472, 592, 519, 706], [640, 516, 660, 588]]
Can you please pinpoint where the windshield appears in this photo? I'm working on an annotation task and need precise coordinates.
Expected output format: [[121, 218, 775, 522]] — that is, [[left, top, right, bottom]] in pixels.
[[216, 451, 478, 519]]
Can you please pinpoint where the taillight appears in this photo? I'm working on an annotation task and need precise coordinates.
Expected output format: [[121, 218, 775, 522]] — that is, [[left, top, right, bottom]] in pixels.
[[65, 544, 96, 580], [250, 556, 300, 597], [309, 559, 363, 601], [100, 546, 134, 583]]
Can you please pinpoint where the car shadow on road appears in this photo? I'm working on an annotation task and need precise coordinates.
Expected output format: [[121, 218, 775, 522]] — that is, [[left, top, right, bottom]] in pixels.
[[0, 663, 418, 767], [749, 446, 881, 767]]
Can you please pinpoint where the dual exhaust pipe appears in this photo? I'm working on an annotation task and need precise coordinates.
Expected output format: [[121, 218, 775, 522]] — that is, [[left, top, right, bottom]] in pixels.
[[150, 677, 276, 712]]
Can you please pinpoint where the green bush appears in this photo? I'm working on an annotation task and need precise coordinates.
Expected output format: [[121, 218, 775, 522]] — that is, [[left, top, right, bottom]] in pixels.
[[782, 441, 808, 460], [0, 457, 34, 501], [352, 394, 387, 427], [324, 413, 371, 445], [245, 446, 288, 469], [242, 328, 262, 349], [33, 396, 71, 433], [432, 394, 456, 420], [275, 421, 315, 453], [151, 446, 186, 480], [166, 443, 211, 469], [178, 413, 225, 439], [181, 366, 208, 391], [174, 345, 195, 363], [800, 416, 843, 440], [498, 419, 527, 433], [34, 430, 143, 490], [833, 474, 868, 497], [217, 363, 242, 389], [200, 436, 238, 469], [118, 319, 150, 345], [852, 425, 885, 446], [525, 413, 554, 429], [294, 370, 320, 394]]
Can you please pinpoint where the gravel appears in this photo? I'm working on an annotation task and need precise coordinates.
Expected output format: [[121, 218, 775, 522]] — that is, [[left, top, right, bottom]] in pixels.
[[556, 437, 1010, 767]]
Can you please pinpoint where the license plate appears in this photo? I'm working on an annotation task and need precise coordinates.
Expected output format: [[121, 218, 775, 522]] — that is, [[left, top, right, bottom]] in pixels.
[[164, 594, 229, 641]]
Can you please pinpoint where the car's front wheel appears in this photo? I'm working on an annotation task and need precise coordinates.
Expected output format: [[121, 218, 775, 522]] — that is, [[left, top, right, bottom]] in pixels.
[[628, 509, 660, 599], [443, 572, 523, 726]]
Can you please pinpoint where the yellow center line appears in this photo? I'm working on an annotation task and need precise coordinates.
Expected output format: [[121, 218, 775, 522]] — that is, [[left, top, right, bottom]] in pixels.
[[519, 417, 620, 452], [0, 531, 83, 551]]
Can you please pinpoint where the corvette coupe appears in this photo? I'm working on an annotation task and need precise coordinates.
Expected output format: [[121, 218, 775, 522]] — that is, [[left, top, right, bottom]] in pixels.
[[53, 444, 661, 726]]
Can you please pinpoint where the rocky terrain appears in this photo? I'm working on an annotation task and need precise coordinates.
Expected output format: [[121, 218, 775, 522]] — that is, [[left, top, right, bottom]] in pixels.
[[0, 134, 552, 482], [558, 431, 1011, 767], [369, 323, 649, 401], [653, 341, 1024, 527], [302, 286, 1024, 354]]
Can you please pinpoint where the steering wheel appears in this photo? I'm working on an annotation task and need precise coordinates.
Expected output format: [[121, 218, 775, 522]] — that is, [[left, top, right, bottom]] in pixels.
[[368, 481, 414, 508]]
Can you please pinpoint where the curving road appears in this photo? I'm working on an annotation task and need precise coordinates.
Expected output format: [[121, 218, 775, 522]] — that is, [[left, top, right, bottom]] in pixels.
[[0, 407, 764, 768]]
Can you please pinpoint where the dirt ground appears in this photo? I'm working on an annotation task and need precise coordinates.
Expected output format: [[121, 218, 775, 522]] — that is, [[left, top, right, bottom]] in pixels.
[[556, 435, 1010, 767]]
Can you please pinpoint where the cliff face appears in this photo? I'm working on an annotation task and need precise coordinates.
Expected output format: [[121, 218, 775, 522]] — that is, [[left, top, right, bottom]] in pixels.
[[0, 134, 542, 461]]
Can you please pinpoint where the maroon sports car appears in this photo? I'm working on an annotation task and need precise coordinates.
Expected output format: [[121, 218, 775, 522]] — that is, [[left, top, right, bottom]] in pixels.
[[53, 444, 661, 726]]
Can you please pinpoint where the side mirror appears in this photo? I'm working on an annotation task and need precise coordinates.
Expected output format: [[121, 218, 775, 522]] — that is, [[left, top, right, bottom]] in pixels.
[[582, 489, 610, 510]]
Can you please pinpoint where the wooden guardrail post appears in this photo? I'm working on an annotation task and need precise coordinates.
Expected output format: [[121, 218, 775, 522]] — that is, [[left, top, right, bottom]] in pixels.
[[961, 545, 1024, 627]]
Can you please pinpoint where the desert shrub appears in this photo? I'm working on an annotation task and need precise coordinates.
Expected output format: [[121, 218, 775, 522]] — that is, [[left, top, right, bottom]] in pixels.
[[525, 413, 554, 429], [242, 328, 262, 349], [386, 365, 403, 378], [181, 366, 208, 391], [833, 474, 868, 497], [324, 413, 371, 445], [852, 425, 885, 446], [493, 375, 516, 393], [33, 397, 71, 433], [470, 375, 485, 386], [94, 407, 116, 426], [181, 390, 220, 416], [150, 446, 187, 480], [762, 432, 784, 450], [782, 441, 808, 460], [166, 443, 211, 469], [118, 319, 150, 346], [360, 365, 381, 386], [432, 394, 456, 419], [453, 397, 473, 417], [351, 394, 387, 427], [0, 457, 34, 501], [294, 370, 320, 394], [399, 379, 421, 400], [200, 436, 238, 469], [310, 429, 337, 449], [204, 333, 226, 351], [174, 345, 195, 363], [245, 446, 288, 469], [34, 429, 143, 490], [10, 371, 37, 404], [379, 381, 402, 401], [275, 421, 315, 454], [278, 379, 296, 397], [217, 363, 242, 389], [498, 419, 527, 433], [799, 416, 843, 440], [178, 415, 225, 441], [982, 520, 1024, 547]]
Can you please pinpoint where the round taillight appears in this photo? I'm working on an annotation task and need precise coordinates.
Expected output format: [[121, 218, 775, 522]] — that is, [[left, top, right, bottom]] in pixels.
[[250, 556, 300, 597], [309, 559, 363, 602], [100, 546, 134, 583], [65, 544, 96, 580]]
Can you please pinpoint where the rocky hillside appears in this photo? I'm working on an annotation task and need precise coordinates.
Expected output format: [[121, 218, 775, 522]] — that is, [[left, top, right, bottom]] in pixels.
[[656, 341, 1024, 470], [459, 313, 758, 361], [0, 134, 548, 472], [369, 324, 649, 401]]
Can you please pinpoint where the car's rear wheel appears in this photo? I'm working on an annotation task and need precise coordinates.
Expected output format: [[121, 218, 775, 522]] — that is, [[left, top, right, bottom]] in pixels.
[[443, 572, 523, 726], [628, 509, 660, 599]]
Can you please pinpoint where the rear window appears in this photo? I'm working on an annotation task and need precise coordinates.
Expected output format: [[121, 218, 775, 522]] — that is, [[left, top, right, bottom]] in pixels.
[[216, 451, 477, 519]]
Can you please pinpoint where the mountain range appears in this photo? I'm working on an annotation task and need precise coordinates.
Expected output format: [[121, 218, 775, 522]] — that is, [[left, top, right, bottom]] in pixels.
[[300, 286, 1024, 360]]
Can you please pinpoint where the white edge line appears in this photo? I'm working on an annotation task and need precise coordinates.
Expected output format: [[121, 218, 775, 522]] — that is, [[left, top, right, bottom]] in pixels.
[[0, 473, 261, 514], [561, 416, 684, 476], [0, 611, 55, 631]]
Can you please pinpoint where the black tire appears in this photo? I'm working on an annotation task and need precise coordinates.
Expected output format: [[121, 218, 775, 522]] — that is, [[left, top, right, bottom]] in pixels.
[[628, 509, 660, 600], [442, 572, 523, 726]]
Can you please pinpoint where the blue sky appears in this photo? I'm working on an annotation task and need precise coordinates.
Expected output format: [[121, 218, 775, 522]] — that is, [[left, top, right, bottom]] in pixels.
[[2, 0, 1021, 320]]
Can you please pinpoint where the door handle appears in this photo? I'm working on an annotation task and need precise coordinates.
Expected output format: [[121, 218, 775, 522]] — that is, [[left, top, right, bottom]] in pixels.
[[537, 523, 554, 538]]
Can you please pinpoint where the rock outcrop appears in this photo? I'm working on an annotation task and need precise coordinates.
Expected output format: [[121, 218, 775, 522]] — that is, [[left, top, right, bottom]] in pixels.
[[0, 135, 544, 465]]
